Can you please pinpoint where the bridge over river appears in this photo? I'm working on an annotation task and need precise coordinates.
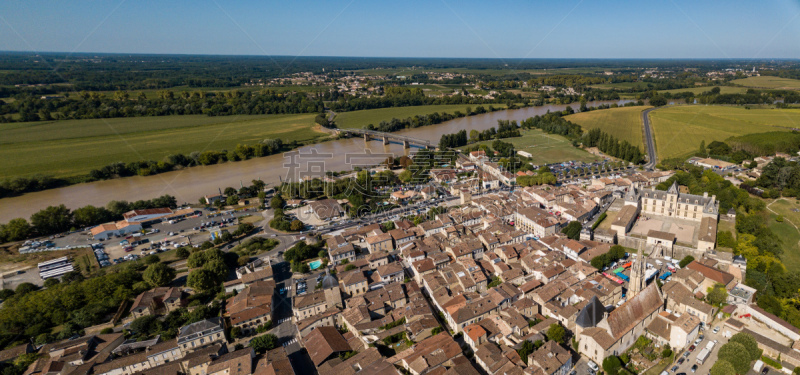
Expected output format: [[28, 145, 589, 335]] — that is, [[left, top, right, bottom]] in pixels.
[[337, 128, 433, 149]]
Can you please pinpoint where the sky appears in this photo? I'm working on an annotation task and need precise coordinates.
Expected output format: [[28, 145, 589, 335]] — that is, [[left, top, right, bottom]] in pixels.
[[1, 0, 800, 59]]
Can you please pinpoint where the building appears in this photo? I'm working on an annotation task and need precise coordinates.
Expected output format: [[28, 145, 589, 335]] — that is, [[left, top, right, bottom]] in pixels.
[[638, 181, 719, 222], [122, 208, 174, 224], [308, 199, 345, 221], [610, 205, 639, 238], [177, 318, 225, 353], [578, 283, 664, 363], [90, 221, 143, 240], [366, 232, 393, 253], [130, 287, 185, 318], [302, 326, 352, 367], [515, 207, 563, 238]]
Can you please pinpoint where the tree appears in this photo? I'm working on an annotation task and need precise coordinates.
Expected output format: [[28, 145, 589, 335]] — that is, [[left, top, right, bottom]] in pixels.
[[143, 263, 176, 287], [661, 343, 672, 358], [72, 205, 112, 228], [250, 333, 279, 353], [176, 247, 190, 259], [290, 219, 304, 232], [43, 278, 61, 288], [270, 195, 285, 210], [187, 269, 219, 292], [717, 342, 750, 374], [231, 327, 242, 339], [203, 259, 230, 281], [187, 251, 207, 268], [144, 254, 160, 264], [729, 332, 761, 361], [517, 340, 535, 364], [602, 356, 622, 375], [707, 284, 728, 306], [30, 204, 73, 235], [710, 360, 736, 375], [546, 323, 566, 345], [1, 218, 31, 242], [226, 195, 239, 206], [679, 255, 695, 268], [561, 221, 582, 240]]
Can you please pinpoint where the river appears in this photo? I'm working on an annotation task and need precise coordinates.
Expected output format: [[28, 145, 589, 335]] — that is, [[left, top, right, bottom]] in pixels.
[[0, 100, 634, 222]]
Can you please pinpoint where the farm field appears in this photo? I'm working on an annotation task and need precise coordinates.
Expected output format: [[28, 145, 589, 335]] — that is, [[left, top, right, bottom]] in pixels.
[[334, 104, 500, 129], [732, 76, 800, 90], [648, 105, 800, 160], [0, 113, 326, 179], [472, 128, 601, 165], [565, 106, 650, 148], [55, 84, 328, 100]]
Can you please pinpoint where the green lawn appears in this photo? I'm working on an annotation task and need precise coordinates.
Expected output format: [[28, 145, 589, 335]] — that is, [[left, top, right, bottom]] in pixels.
[[334, 104, 501, 129], [648, 105, 800, 160], [565, 106, 650, 148], [732, 76, 800, 90], [472, 128, 601, 165], [0, 114, 326, 179], [765, 199, 800, 272]]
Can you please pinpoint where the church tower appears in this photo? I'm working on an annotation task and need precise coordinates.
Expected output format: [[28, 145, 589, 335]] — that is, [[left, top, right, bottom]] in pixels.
[[628, 243, 648, 298]]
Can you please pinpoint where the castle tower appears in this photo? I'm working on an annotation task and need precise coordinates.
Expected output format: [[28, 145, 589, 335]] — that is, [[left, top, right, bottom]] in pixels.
[[628, 243, 647, 298]]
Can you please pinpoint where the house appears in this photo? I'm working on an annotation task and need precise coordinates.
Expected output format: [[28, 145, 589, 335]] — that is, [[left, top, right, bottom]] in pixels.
[[400, 334, 464, 375], [430, 169, 458, 183], [645, 311, 701, 350], [227, 281, 275, 335], [302, 326, 352, 367], [340, 270, 368, 296], [177, 318, 225, 353], [366, 232, 393, 253], [90, 220, 143, 240], [206, 348, 254, 375], [130, 287, 184, 318], [293, 290, 330, 320], [376, 262, 404, 284], [204, 194, 225, 205], [308, 199, 345, 221], [528, 341, 573, 375]]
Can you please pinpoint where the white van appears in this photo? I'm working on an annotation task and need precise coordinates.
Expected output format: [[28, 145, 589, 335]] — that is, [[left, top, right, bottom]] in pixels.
[[587, 361, 599, 372]]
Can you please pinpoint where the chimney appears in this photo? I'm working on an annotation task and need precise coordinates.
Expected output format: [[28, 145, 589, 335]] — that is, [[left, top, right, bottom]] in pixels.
[[703, 192, 708, 198]]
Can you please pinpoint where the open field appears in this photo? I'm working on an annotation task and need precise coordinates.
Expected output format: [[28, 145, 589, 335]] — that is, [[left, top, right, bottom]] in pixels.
[[732, 76, 800, 90], [649, 105, 800, 160], [657, 86, 749, 95], [0, 114, 326, 179], [565, 106, 650, 148], [472, 128, 601, 165], [765, 198, 800, 272], [54, 84, 329, 100], [334, 104, 500, 129]]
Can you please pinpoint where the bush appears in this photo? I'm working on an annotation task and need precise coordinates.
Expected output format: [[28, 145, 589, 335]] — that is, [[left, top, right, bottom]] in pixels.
[[602, 356, 622, 375], [176, 247, 190, 259], [710, 360, 735, 375], [717, 342, 750, 374], [729, 332, 761, 361], [678, 255, 695, 268], [250, 333, 278, 353]]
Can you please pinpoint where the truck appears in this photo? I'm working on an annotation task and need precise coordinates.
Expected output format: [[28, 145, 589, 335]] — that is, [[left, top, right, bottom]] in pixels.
[[706, 341, 716, 351], [696, 348, 710, 365]]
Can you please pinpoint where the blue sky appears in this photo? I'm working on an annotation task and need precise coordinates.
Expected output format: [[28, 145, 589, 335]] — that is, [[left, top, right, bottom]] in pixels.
[[1, 0, 800, 58]]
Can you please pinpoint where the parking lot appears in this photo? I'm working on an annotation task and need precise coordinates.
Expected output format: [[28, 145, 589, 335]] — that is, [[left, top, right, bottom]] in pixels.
[[665, 321, 729, 375]]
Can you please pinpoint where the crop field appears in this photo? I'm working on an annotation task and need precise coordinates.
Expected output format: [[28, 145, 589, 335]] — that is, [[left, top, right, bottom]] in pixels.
[[334, 104, 500, 129], [732, 76, 800, 90], [0, 114, 326, 179], [565, 106, 650, 148], [473, 128, 601, 165], [648, 105, 800, 160]]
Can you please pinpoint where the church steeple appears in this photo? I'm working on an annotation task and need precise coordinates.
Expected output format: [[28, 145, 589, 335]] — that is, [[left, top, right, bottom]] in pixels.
[[628, 243, 647, 298]]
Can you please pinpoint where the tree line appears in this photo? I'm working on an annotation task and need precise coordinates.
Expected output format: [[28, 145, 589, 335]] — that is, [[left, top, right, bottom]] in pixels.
[[0, 195, 177, 243]]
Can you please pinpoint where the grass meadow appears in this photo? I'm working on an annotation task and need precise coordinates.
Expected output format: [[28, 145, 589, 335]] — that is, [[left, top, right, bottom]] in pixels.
[[472, 128, 601, 165], [565, 106, 650, 148], [648, 105, 800, 160]]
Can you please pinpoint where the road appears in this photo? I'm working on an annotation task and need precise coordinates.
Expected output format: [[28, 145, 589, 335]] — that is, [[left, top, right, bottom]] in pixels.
[[642, 107, 658, 170]]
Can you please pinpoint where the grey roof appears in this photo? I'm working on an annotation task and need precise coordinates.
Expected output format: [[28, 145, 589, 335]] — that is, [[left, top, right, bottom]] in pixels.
[[576, 296, 605, 328], [177, 317, 222, 344], [321, 273, 339, 289]]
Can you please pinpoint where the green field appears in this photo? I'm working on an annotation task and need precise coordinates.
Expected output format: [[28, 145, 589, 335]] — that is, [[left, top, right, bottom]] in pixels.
[[648, 105, 800, 160], [766, 199, 800, 272], [353, 66, 605, 77], [472, 128, 601, 165], [0, 114, 326, 179], [334, 104, 500, 129], [732, 76, 800, 90], [590, 82, 653, 90], [657, 86, 749, 95], [565, 106, 650, 148]]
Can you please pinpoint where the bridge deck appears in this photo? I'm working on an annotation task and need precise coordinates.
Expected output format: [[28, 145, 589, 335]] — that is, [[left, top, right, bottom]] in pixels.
[[339, 128, 431, 146]]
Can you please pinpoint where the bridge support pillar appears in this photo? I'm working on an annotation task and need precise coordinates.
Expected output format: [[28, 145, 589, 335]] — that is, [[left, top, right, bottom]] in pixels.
[[403, 140, 410, 149], [383, 136, 389, 145]]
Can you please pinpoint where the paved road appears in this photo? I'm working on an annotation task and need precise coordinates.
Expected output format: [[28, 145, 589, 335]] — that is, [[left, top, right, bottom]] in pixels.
[[642, 107, 659, 170]]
